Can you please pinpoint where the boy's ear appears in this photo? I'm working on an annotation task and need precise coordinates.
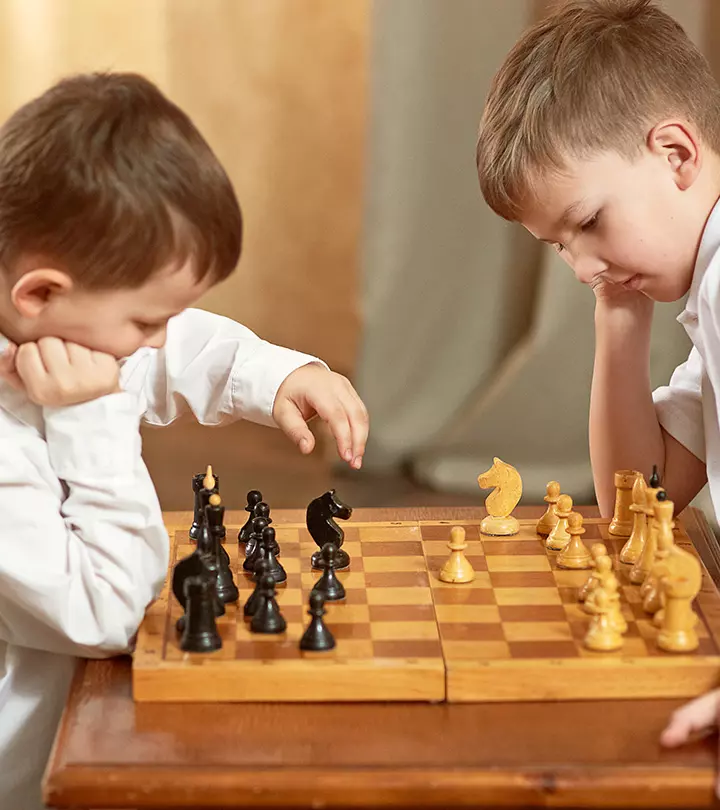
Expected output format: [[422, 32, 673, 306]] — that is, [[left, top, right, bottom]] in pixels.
[[10, 269, 74, 318], [647, 120, 701, 191]]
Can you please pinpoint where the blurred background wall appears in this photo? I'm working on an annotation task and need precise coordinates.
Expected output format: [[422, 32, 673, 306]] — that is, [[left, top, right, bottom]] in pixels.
[[0, 0, 715, 514]]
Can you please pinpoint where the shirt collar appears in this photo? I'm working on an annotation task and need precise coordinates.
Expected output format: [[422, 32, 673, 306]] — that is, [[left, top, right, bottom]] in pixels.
[[684, 195, 720, 317]]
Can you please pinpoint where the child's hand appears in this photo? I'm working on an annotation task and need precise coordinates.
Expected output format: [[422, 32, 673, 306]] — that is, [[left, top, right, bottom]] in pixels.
[[661, 689, 720, 793], [0, 337, 121, 407], [273, 364, 369, 469]]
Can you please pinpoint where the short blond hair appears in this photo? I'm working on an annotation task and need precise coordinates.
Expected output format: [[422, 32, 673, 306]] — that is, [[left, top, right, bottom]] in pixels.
[[477, 0, 720, 221]]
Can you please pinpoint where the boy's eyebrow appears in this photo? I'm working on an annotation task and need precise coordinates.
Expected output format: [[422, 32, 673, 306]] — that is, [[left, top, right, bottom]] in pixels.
[[536, 199, 588, 242]]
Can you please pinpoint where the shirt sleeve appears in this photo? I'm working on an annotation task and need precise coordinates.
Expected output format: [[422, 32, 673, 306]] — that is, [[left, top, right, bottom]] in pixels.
[[0, 392, 169, 657], [652, 345, 706, 462], [132, 308, 327, 428]]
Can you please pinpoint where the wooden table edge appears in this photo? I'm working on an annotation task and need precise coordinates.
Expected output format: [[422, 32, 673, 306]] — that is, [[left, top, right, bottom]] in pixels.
[[43, 760, 718, 808]]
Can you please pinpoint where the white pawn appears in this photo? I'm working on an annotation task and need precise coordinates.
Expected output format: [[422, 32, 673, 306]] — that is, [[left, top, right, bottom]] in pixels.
[[439, 526, 475, 583], [546, 494, 573, 550]]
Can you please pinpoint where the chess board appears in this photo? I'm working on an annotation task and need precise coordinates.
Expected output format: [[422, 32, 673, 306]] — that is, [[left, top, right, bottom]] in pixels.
[[132, 515, 720, 703]]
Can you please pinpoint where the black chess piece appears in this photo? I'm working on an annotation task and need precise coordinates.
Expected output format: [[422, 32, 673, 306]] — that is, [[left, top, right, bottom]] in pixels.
[[244, 502, 274, 558], [307, 490, 352, 570], [189, 469, 220, 541], [173, 538, 225, 624], [204, 504, 238, 604], [649, 464, 661, 488], [657, 489, 668, 502], [206, 494, 230, 568], [250, 574, 287, 634], [261, 526, 287, 584], [299, 591, 336, 652], [179, 574, 223, 652], [244, 559, 271, 617], [243, 516, 269, 572], [311, 543, 346, 601], [238, 490, 263, 544]]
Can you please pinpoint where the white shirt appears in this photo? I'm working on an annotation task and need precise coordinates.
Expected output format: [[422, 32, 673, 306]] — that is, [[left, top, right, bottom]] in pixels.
[[653, 198, 720, 516], [0, 308, 321, 810]]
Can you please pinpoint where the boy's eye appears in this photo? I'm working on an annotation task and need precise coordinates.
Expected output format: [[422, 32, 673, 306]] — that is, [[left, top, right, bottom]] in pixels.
[[580, 213, 599, 231]]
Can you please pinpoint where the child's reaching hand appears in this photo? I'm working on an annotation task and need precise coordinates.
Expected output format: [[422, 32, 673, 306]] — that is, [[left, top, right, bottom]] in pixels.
[[661, 688, 720, 794], [272, 364, 369, 470]]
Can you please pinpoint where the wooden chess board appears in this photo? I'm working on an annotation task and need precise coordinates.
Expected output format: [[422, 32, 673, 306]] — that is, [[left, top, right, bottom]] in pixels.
[[132, 514, 720, 703]]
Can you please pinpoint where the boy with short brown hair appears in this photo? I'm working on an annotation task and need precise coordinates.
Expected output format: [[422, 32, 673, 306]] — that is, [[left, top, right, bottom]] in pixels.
[[0, 71, 367, 809], [476, 0, 720, 787]]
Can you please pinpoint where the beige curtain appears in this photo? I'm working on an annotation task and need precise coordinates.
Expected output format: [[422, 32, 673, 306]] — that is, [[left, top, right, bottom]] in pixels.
[[358, 0, 707, 505]]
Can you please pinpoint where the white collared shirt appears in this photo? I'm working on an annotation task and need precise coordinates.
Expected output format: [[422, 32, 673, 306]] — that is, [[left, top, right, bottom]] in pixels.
[[0, 308, 321, 810], [653, 198, 720, 512]]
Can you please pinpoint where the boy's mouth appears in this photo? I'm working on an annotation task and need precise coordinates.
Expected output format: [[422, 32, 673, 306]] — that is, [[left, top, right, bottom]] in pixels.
[[621, 274, 642, 291]]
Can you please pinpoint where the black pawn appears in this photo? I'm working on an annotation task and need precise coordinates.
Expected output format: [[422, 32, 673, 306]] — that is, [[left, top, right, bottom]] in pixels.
[[244, 502, 274, 559], [261, 526, 287, 584], [243, 516, 269, 572], [312, 543, 346, 601], [179, 575, 222, 653], [299, 591, 336, 651], [238, 490, 263, 544], [649, 464, 661, 488], [250, 574, 287, 634], [244, 559, 271, 617]]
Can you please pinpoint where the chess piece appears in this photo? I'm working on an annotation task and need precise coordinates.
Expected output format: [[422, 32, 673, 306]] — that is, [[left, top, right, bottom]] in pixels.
[[578, 543, 608, 602], [244, 559, 271, 617], [642, 490, 674, 615], [244, 502, 273, 559], [584, 570, 628, 635], [261, 526, 287, 584], [583, 586, 623, 651], [172, 526, 225, 625], [238, 490, 263, 544], [308, 490, 353, 570], [203, 501, 238, 604], [243, 516, 269, 572], [536, 481, 561, 536], [312, 543, 346, 601], [439, 526, 475, 583], [478, 457, 522, 536], [206, 493, 231, 568], [299, 591, 336, 652], [657, 575, 700, 653], [609, 469, 637, 537], [546, 494, 573, 550], [629, 486, 662, 584], [189, 465, 219, 540], [179, 574, 222, 653], [250, 574, 287, 634], [619, 472, 647, 564], [649, 464, 661, 488], [583, 555, 616, 615], [653, 495, 702, 628], [557, 512, 592, 569]]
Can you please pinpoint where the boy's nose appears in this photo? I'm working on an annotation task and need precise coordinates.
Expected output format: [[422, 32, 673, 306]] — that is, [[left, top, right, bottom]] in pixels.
[[573, 254, 608, 286]]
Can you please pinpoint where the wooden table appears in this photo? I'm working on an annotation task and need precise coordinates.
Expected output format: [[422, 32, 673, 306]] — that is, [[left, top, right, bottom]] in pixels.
[[43, 506, 720, 809]]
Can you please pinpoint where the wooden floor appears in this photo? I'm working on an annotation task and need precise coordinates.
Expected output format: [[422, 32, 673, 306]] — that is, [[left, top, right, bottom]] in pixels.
[[141, 418, 471, 511]]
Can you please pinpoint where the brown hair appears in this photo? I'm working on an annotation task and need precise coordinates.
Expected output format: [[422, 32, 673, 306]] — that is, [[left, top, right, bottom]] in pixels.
[[0, 72, 242, 288], [477, 0, 720, 221]]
